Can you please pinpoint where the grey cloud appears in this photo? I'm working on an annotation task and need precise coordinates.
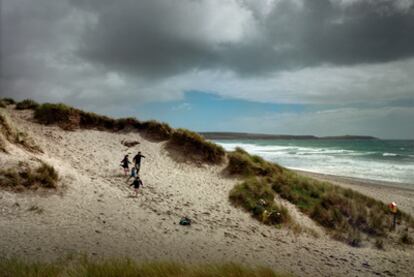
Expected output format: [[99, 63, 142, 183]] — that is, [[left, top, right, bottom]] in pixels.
[[1, 0, 414, 118], [69, 0, 414, 77]]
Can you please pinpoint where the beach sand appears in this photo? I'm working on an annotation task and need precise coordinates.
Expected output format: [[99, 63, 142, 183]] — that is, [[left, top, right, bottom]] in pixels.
[[1, 108, 413, 277]]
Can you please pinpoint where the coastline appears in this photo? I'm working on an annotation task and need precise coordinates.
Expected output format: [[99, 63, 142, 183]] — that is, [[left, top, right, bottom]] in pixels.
[[295, 169, 414, 216]]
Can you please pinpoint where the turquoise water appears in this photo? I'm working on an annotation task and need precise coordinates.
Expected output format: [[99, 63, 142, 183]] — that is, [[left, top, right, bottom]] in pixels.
[[215, 139, 414, 185]]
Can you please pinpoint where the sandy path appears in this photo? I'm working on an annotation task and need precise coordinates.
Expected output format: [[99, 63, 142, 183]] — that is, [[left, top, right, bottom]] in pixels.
[[0, 108, 413, 277]]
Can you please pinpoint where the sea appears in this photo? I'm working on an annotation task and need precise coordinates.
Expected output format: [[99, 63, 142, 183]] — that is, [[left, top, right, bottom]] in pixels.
[[215, 139, 414, 186]]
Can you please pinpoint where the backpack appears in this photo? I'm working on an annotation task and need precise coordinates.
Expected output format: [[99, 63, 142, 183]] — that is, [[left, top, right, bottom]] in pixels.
[[179, 217, 191, 226]]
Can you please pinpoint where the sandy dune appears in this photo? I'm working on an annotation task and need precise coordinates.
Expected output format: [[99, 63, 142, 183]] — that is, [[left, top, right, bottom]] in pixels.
[[1, 108, 413, 277]]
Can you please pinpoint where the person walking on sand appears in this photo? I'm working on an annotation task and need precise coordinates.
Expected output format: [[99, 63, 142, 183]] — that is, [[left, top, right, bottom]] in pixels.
[[120, 154, 131, 176], [130, 176, 144, 197], [133, 151, 146, 173], [126, 167, 137, 183]]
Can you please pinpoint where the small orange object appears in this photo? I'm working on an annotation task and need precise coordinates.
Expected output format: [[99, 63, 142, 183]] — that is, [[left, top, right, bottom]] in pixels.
[[388, 202, 397, 214]]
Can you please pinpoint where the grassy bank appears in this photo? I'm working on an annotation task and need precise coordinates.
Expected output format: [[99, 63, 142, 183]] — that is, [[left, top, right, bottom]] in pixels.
[[227, 148, 414, 246], [0, 257, 288, 277], [32, 101, 224, 163], [167, 129, 225, 164]]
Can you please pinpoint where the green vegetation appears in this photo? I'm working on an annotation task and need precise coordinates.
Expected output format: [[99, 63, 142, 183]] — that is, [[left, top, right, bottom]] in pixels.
[[34, 103, 79, 130], [116, 118, 172, 140], [0, 110, 42, 152], [230, 178, 290, 225], [139, 120, 173, 141], [227, 148, 290, 225], [0, 100, 6, 108], [168, 129, 225, 164], [33, 103, 172, 140], [79, 110, 117, 130], [1, 98, 16, 105], [33, 102, 223, 163], [0, 162, 59, 190], [0, 257, 287, 277], [227, 147, 282, 177], [15, 99, 39, 110], [226, 148, 414, 246]]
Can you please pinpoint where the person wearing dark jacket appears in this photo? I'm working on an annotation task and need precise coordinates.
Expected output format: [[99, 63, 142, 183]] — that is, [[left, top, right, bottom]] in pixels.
[[120, 155, 131, 176], [130, 176, 144, 197], [133, 151, 146, 173]]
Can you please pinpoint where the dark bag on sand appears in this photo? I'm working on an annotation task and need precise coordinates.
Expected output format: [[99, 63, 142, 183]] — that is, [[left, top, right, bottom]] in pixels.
[[179, 217, 191, 226]]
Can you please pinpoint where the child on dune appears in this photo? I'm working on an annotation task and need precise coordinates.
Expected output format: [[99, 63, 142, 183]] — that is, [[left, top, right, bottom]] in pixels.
[[126, 166, 137, 183], [130, 176, 144, 197]]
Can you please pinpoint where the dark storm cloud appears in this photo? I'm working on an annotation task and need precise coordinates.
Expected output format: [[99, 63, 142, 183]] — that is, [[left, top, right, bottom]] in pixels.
[[2, 0, 414, 85], [67, 0, 414, 77]]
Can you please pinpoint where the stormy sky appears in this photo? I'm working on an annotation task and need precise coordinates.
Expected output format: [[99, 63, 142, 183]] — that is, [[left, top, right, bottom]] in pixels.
[[1, 0, 414, 138]]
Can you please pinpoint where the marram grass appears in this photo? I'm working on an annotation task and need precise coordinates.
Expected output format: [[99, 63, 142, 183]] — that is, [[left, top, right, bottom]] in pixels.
[[0, 257, 289, 277]]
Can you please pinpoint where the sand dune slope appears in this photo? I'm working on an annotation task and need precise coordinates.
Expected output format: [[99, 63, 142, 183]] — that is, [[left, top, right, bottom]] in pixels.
[[0, 108, 413, 277]]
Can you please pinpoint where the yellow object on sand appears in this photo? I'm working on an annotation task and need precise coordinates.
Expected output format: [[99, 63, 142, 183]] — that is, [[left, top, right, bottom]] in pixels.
[[262, 210, 270, 222]]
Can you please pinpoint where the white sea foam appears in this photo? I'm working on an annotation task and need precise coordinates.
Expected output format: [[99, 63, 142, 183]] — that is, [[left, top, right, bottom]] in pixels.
[[383, 153, 398, 157], [217, 141, 414, 185]]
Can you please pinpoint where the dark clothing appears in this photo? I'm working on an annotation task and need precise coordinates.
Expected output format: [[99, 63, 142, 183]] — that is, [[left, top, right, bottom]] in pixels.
[[133, 154, 145, 165], [130, 178, 143, 189], [121, 157, 130, 169]]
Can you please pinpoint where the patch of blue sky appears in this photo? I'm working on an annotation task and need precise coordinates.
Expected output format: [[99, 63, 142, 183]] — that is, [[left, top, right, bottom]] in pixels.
[[133, 91, 309, 131]]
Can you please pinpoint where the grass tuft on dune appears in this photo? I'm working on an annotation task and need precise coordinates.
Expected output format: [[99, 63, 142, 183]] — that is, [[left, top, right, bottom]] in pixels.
[[15, 99, 40, 110], [167, 129, 225, 164], [0, 110, 42, 153], [227, 147, 283, 177], [0, 257, 288, 277], [230, 177, 291, 225], [0, 162, 59, 190]]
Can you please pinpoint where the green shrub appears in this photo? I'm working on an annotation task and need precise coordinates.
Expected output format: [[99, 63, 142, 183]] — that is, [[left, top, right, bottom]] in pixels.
[[79, 111, 117, 130], [116, 117, 142, 130], [34, 103, 80, 130], [0, 162, 58, 190], [140, 120, 173, 141], [1, 98, 16, 105], [229, 178, 290, 225], [227, 147, 282, 177], [167, 128, 225, 164], [15, 99, 39, 110], [0, 257, 287, 277], [0, 101, 6, 108]]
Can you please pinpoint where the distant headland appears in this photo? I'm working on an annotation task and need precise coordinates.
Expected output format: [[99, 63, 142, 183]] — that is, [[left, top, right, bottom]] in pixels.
[[200, 132, 379, 140]]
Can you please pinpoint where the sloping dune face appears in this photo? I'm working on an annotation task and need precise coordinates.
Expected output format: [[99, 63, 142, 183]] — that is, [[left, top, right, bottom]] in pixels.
[[0, 107, 413, 277]]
